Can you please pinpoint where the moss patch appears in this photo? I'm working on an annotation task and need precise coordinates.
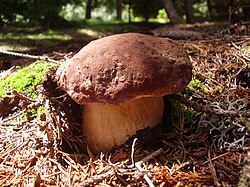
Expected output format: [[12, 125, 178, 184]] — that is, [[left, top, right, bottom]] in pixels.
[[0, 61, 58, 98]]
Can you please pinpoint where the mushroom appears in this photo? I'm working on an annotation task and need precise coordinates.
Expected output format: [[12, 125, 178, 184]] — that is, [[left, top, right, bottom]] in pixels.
[[55, 33, 192, 152]]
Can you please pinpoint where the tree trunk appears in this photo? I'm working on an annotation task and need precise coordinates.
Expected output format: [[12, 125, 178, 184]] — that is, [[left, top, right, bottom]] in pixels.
[[242, 6, 250, 22], [128, 0, 132, 23], [229, 0, 239, 23], [0, 0, 3, 27], [33, 0, 40, 21], [185, 0, 193, 23], [162, 0, 181, 24], [206, 0, 212, 18], [116, 0, 122, 20], [85, 0, 92, 19]]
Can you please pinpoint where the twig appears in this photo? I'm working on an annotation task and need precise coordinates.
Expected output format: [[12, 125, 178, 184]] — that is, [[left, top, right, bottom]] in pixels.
[[135, 162, 155, 187], [77, 172, 115, 187], [12, 89, 37, 102], [136, 148, 163, 165], [0, 48, 61, 64], [1, 101, 42, 124], [231, 42, 241, 50], [0, 140, 29, 159], [133, 148, 163, 187], [208, 149, 220, 187], [115, 173, 129, 186], [187, 86, 215, 102], [170, 160, 193, 175], [77, 148, 163, 186], [131, 138, 137, 167], [0, 89, 42, 124], [169, 94, 250, 117], [201, 152, 230, 165]]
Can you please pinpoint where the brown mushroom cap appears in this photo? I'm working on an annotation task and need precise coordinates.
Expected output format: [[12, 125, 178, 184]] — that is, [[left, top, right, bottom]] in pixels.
[[56, 33, 192, 104]]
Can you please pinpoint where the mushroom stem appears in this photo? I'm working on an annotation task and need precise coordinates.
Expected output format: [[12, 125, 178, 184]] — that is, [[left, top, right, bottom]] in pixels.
[[82, 96, 164, 152]]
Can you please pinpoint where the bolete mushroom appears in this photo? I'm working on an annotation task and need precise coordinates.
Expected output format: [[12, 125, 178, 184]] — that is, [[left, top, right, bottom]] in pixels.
[[55, 33, 192, 152]]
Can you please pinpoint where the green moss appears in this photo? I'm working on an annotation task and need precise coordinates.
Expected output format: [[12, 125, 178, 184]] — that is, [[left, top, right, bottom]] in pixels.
[[184, 108, 199, 126], [188, 78, 204, 90], [240, 42, 250, 52], [21, 106, 47, 122], [172, 78, 203, 128], [171, 100, 199, 130], [0, 61, 58, 98], [180, 78, 204, 97]]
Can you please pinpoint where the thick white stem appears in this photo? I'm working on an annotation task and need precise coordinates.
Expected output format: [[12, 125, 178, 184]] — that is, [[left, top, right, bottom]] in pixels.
[[82, 97, 164, 152]]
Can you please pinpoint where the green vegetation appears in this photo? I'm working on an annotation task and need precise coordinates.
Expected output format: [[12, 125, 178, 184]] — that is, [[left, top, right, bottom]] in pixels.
[[1, 0, 249, 27], [240, 42, 250, 52], [0, 61, 56, 121], [173, 78, 204, 127], [180, 78, 204, 98], [0, 28, 73, 52], [0, 23, 161, 52], [23, 106, 47, 121], [171, 98, 199, 129], [0, 61, 58, 98], [188, 78, 204, 90], [184, 108, 199, 127], [0, 29, 72, 41]]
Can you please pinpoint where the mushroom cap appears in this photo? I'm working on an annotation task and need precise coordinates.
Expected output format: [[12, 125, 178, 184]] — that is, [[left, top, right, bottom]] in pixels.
[[56, 33, 192, 104]]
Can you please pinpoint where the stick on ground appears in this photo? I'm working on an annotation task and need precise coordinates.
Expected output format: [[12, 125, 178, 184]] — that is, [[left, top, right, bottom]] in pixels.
[[0, 48, 60, 64], [169, 93, 250, 117]]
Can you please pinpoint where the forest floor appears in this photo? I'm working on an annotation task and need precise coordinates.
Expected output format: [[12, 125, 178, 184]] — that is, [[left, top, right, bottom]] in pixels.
[[0, 22, 250, 186]]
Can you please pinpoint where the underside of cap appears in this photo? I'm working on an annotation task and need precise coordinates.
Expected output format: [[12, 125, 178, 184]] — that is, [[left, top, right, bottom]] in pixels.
[[55, 33, 192, 104]]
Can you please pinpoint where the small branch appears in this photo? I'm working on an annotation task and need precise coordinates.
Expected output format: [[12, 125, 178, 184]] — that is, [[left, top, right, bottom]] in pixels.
[[136, 148, 163, 165], [0, 90, 42, 124], [133, 148, 163, 187], [0, 48, 61, 64], [169, 94, 250, 117], [12, 89, 37, 102], [201, 152, 230, 165], [208, 148, 220, 186], [170, 160, 193, 175], [131, 138, 137, 167], [1, 101, 42, 124], [135, 162, 155, 187], [78, 148, 163, 187], [77, 172, 115, 187]]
